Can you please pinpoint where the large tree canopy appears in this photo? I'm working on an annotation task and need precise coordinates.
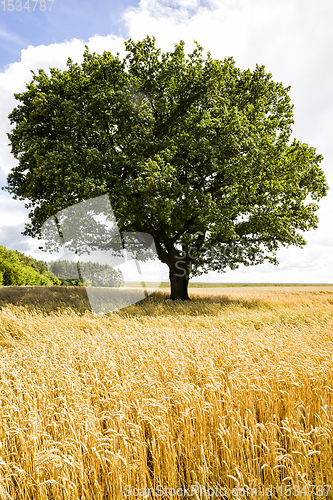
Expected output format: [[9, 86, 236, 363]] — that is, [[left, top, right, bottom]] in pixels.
[[3, 36, 329, 299]]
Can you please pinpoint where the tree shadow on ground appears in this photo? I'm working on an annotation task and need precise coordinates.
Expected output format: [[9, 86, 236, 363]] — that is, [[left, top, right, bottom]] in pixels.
[[0, 286, 92, 316], [113, 290, 274, 317], [0, 286, 274, 317]]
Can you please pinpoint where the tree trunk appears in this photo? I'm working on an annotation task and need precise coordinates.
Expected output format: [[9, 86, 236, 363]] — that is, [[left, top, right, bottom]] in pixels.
[[77, 261, 84, 284], [152, 237, 191, 300], [169, 267, 190, 300]]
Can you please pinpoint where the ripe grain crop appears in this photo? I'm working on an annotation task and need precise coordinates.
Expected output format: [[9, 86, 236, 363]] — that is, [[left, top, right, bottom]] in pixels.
[[0, 286, 333, 499]]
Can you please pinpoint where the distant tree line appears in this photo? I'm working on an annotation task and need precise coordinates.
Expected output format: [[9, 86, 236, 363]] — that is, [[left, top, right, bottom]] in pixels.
[[47, 259, 124, 287], [0, 246, 124, 287]]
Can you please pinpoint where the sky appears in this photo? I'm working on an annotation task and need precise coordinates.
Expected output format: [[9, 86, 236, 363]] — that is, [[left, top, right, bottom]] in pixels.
[[0, 0, 333, 283]]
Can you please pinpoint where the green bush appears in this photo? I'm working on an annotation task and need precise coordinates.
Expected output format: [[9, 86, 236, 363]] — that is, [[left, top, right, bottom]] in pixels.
[[0, 246, 22, 266], [31, 259, 48, 275], [44, 272, 61, 285], [0, 271, 3, 286], [0, 259, 25, 286], [38, 274, 60, 286], [22, 265, 42, 285]]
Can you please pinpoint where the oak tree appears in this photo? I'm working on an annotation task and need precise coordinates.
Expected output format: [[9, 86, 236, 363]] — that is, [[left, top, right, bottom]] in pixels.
[[3, 36, 329, 299]]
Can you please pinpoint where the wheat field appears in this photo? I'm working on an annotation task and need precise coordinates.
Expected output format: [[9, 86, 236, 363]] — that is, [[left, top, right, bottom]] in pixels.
[[0, 285, 333, 499]]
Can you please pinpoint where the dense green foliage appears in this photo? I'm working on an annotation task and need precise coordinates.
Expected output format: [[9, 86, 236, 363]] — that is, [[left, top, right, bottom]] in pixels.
[[3, 36, 329, 299], [0, 245, 60, 286]]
